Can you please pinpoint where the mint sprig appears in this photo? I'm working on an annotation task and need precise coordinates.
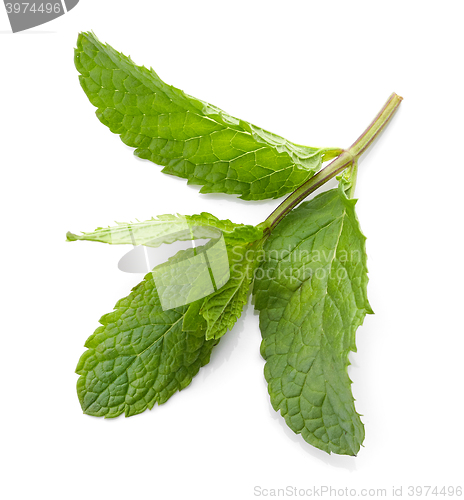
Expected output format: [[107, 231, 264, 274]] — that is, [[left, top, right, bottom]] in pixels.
[[70, 32, 402, 456]]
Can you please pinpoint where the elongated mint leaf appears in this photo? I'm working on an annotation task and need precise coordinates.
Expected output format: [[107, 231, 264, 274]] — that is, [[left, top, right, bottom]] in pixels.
[[75, 32, 341, 200], [253, 185, 373, 455], [67, 212, 262, 247], [200, 242, 258, 340], [76, 268, 218, 418]]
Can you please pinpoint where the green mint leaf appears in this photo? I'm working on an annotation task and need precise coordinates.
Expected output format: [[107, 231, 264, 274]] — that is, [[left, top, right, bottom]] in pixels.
[[75, 31, 341, 200], [200, 242, 258, 340], [67, 212, 262, 247], [253, 185, 373, 456], [76, 269, 218, 418]]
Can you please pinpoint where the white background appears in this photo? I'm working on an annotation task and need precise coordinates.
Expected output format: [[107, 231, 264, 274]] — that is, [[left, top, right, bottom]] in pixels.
[[1, 1, 463, 499]]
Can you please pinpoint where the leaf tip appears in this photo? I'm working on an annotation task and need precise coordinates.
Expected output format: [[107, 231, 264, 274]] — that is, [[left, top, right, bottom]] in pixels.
[[66, 231, 80, 242]]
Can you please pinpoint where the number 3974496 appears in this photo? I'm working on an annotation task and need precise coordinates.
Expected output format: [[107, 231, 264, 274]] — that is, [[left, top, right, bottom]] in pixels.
[[5, 3, 62, 14]]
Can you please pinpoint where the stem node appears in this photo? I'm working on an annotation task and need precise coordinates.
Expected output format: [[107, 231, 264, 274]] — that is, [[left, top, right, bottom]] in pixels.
[[261, 93, 402, 232]]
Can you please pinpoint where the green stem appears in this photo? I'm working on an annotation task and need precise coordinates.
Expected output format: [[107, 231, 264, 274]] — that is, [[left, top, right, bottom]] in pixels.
[[261, 151, 354, 233], [260, 92, 402, 234]]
